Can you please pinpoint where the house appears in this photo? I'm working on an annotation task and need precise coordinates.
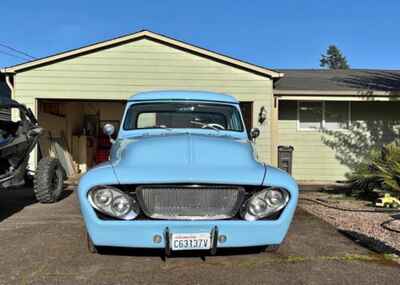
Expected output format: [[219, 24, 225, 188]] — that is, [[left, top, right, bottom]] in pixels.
[[274, 69, 400, 181], [1, 30, 399, 182]]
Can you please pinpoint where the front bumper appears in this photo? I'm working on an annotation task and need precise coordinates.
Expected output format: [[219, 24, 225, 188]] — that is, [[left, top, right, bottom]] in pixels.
[[85, 218, 292, 249]]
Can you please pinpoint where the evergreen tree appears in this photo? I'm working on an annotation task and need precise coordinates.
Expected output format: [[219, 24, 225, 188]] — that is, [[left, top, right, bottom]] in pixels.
[[320, 45, 349, 69]]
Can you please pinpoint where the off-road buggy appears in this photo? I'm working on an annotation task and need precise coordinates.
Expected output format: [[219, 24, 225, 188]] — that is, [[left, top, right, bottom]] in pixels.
[[0, 97, 65, 203]]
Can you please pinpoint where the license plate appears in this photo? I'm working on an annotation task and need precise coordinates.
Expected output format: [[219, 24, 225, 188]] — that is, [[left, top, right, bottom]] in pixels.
[[171, 233, 211, 251]]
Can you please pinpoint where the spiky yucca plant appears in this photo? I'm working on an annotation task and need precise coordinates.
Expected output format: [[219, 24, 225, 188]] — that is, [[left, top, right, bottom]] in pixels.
[[347, 142, 400, 192], [347, 147, 383, 191], [376, 143, 400, 192]]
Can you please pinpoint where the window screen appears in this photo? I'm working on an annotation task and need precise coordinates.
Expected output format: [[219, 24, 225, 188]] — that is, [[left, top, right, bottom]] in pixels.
[[325, 101, 349, 130], [298, 101, 322, 129]]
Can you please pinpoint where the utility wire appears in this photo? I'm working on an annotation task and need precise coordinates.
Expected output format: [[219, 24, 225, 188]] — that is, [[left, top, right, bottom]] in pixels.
[[0, 42, 36, 59], [0, 49, 29, 61]]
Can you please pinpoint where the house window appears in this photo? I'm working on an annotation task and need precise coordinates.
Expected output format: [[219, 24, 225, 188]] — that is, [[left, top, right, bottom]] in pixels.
[[325, 101, 350, 130], [297, 101, 350, 131], [298, 101, 323, 130]]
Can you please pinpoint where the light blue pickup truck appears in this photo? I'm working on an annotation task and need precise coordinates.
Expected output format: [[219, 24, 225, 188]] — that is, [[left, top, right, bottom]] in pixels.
[[77, 91, 298, 254]]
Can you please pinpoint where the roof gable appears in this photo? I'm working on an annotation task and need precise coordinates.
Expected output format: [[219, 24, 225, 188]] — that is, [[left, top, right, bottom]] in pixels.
[[2, 30, 282, 79]]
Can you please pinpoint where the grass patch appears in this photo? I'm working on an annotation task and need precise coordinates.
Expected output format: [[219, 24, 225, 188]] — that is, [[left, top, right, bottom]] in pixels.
[[214, 253, 399, 268]]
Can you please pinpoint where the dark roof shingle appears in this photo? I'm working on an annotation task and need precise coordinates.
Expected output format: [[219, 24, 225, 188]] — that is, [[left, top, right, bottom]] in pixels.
[[275, 69, 400, 92]]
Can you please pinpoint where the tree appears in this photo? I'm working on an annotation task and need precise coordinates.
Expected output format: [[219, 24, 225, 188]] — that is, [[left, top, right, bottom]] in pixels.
[[320, 45, 349, 69]]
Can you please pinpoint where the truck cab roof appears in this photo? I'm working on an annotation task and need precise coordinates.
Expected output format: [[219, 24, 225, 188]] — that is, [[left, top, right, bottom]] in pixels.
[[128, 91, 239, 104]]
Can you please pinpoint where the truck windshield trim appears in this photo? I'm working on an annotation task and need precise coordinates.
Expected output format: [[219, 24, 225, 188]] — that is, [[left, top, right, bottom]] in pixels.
[[123, 102, 244, 132]]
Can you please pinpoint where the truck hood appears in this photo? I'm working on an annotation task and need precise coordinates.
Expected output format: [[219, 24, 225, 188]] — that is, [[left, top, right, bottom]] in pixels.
[[111, 133, 266, 185]]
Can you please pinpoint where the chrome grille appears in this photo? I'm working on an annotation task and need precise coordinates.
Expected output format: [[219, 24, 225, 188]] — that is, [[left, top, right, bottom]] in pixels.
[[136, 185, 245, 220]]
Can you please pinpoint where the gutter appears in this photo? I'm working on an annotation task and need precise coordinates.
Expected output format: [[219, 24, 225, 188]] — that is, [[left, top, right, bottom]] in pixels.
[[273, 89, 400, 96]]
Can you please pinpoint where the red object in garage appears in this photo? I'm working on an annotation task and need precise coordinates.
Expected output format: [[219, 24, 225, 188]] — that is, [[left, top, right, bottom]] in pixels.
[[95, 149, 110, 164], [95, 135, 112, 164]]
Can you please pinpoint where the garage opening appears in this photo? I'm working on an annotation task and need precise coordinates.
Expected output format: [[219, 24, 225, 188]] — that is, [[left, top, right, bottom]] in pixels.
[[37, 99, 125, 177], [37, 99, 253, 178], [239, 102, 253, 130]]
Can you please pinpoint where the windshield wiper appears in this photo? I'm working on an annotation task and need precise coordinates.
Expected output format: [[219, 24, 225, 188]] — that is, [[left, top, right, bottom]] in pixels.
[[190, 121, 225, 131], [148, 125, 172, 131]]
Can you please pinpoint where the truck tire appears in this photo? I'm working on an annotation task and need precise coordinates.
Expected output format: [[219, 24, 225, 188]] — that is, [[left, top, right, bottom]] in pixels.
[[263, 244, 281, 253], [33, 157, 65, 203]]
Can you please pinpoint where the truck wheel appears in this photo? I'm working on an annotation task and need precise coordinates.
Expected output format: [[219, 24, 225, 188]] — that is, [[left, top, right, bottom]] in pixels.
[[87, 232, 98, 254], [265, 245, 280, 252], [33, 157, 65, 203], [262, 244, 281, 253]]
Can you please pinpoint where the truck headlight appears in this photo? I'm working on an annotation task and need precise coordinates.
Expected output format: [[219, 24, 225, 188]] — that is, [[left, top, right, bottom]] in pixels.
[[88, 186, 140, 220], [111, 196, 131, 217], [93, 188, 113, 206], [241, 188, 289, 221]]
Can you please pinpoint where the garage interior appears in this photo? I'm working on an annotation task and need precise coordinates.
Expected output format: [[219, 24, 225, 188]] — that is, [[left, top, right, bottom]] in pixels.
[[36, 99, 253, 178], [37, 99, 125, 177]]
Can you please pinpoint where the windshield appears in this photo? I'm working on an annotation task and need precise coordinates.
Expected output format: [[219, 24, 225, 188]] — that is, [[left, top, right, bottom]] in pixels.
[[123, 102, 244, 132]]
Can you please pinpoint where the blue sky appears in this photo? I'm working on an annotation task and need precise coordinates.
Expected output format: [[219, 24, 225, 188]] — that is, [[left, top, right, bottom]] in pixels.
[[1, 0, 399, 69]]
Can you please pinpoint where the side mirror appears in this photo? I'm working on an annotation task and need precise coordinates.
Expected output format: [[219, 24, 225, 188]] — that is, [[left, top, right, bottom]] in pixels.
[[250, 128, 260, 141], [103, 123, 115, 143]]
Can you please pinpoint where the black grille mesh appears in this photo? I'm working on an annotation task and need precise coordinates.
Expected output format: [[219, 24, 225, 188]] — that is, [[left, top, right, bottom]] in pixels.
[[136, 185, 244, 220]]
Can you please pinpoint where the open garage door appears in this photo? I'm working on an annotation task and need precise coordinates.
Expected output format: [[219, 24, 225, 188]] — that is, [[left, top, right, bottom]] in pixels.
[[37, 99, 125, 176], [37, 99, 254, 177]]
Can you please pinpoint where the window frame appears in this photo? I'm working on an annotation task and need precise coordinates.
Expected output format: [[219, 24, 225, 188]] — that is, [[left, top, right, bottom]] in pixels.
[[122, 102, 245, 132], [297, 100, 351, 132]]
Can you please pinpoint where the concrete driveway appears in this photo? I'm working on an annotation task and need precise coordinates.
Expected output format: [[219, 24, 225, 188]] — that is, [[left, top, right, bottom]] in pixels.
[[0, 187, 399, 285]]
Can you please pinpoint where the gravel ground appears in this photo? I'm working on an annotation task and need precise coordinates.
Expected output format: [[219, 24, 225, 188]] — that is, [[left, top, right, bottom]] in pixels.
[[299, 192, 400, 255]]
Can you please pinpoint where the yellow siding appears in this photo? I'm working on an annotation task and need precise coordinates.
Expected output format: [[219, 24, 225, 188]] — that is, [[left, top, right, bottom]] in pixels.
[[278, 100, 400, 181], [13, 38, 273, 164]]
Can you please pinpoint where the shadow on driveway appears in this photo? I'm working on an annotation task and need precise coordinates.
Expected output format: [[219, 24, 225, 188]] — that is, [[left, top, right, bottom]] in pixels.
[[339, 229, 400, 256], [0, 187, 37, 222], [98, 244, 267, 261], [0, 186, 73, 222]]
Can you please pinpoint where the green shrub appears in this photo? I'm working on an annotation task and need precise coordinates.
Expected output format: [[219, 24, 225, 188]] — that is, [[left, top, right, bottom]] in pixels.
[[347, 142, 400, 192]]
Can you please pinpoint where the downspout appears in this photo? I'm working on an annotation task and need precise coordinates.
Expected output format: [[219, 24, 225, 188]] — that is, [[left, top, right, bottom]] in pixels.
[[4, 73, 15, 123], [5, 73, 15, 99], [271, 75, 284, 167]]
